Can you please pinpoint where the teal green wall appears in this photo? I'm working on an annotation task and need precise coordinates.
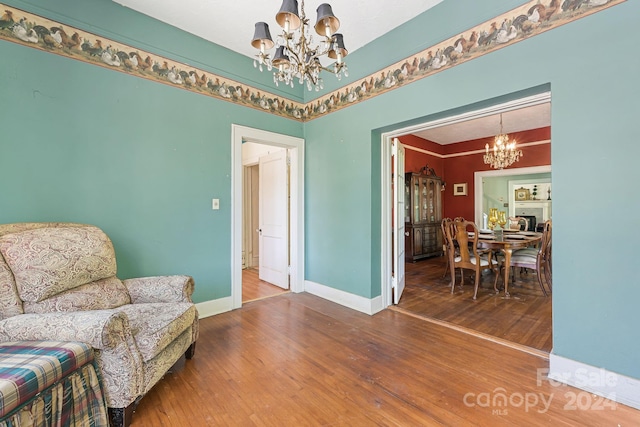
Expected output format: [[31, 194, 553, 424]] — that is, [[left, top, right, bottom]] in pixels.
[[3, 0, 640, 384], [304, 0, 640, 381], [0, 0, 303, 304], [483, 173, 551, 214]]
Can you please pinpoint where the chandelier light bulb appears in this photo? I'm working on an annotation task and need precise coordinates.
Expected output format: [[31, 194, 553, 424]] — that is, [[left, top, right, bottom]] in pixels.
[[251, 0, 348, 91], [483, 113, 523, 170]]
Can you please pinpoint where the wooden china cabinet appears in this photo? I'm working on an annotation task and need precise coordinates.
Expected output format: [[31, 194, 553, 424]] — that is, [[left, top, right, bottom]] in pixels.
[[404, 166, 443, 262]]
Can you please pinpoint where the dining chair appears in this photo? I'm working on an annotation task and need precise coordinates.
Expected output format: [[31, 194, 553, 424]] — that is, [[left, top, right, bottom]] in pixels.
[[441, 218, 454, 278], [441, 216, 468, 278], [508, 216, 529, 231], [505, 219, 552, 295], [446, 218, 499, 299]]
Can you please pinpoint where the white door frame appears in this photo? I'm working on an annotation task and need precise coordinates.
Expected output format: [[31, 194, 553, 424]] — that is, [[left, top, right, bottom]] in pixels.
[[231, 124, 305, 309], [380, 92, 551, 308]]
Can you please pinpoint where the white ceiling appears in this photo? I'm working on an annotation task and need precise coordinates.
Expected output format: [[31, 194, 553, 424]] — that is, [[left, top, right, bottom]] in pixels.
[[413, 103, 551, 145], [112, 0, 444, 61], [111, 0, 551, 143]]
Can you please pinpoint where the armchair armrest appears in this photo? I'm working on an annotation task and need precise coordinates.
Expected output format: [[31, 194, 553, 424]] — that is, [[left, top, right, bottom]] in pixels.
[[0, 310, 130, 350], [123, 275, 194, 304], [0, 310, 146, 408]]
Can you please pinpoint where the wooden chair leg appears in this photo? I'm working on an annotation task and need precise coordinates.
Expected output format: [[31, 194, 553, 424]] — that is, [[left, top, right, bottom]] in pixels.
[[493, 264, 502, 293], [545, 268, 552, 292], [473, 268, 480, 300], [536, 267, 548, 296], [442, 250, 450, 278], [449, 258, 456, 293], [543, 263, 552, 293]]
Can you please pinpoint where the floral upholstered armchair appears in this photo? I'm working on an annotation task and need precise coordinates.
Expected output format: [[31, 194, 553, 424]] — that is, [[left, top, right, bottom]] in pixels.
[[0, 223, 199, 427]]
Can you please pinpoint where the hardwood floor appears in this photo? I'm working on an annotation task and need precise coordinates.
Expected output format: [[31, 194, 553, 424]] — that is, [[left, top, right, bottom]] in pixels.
[[397, 255, 552, 353], [242, 268, 289, 302], [131, 293, 637, 426]]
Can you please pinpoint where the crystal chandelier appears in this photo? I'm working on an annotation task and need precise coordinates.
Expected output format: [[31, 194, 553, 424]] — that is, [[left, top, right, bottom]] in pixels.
[[483, 113, 523, 169], [251, 0, 349, 91]]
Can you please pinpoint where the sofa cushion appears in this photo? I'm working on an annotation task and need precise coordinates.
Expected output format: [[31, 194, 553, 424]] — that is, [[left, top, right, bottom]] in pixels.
[[0, 226, 117, 303], [0, 257, 23, 319], [116, 303, 196, 362], [24, 276, 131, 314]]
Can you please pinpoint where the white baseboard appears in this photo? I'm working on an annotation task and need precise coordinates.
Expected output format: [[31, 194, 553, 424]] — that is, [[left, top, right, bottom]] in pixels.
[[549, 353, 640, 410], [304, 280, 384, 315], [195, 282, 386, 319], [195, 296, 233, 319]]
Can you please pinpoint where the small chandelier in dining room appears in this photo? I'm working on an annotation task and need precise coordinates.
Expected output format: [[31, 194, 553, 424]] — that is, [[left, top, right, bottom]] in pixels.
[[251, 0, 348, 91], [483, 113, 523, 169]]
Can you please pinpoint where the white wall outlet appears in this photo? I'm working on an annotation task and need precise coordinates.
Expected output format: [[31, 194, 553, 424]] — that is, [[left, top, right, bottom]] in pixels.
[[212, 199, 220, 210]]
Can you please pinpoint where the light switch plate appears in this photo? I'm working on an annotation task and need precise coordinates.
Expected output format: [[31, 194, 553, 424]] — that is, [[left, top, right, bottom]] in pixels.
[[212, 199, 220, 210]]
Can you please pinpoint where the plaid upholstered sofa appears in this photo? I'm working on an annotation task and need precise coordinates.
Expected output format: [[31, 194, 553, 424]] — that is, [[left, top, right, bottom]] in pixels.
[[0, 223, 199, 427]]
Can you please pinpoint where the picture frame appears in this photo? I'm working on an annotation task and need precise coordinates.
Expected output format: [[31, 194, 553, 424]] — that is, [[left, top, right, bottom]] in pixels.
[[453, 183, 467, 196], [515, 187, 530, 201]]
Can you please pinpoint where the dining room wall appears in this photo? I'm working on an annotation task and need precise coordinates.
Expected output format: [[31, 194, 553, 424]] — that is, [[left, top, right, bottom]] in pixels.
[[401, 128, 550, 222], [401, 135, 445, 177]]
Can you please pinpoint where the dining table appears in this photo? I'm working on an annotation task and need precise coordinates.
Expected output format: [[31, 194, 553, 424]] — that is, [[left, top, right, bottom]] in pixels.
[[473, 229, 543, 297]]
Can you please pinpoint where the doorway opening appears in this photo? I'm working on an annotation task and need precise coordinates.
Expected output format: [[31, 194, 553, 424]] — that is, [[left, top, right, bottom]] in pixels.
[[381, 91, 552, 352], [241, 143, 290, 302], [231, 125, 305, 309]]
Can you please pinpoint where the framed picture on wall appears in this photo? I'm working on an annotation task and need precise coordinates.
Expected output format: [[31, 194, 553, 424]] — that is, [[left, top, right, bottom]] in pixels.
[[453, 183, 467, 196], [515, 187, 530, 201]]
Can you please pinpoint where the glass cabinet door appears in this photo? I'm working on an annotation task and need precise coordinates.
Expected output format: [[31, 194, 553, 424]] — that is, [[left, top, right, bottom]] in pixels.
[[435, 180, 442, 222], [404, 180, 410, 222], [421, 178, 428, 221], [427, 179, 435, 222], [413, 177, 420, 223], [407, 173, 442, 225]]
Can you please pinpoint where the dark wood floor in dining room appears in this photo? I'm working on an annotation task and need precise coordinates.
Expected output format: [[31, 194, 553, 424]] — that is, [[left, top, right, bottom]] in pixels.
[[396, 255, 552, 353], [130, 292, 636, 426]]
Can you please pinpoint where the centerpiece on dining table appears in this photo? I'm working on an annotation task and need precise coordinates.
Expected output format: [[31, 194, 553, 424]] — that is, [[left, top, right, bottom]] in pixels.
[[488, 208, 499, 230], [486, 208, 508, 239]]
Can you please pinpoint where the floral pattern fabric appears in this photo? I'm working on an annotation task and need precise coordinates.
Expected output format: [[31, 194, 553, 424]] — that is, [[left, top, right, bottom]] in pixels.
[[0, 259, 22, 319], [0, 226, 117, 303], [24, 276, 131, 314], [116, 303, 196, 362], [124, 275, 194, 304], [0, 223, 89, 319], [0, 223, 199, 410]]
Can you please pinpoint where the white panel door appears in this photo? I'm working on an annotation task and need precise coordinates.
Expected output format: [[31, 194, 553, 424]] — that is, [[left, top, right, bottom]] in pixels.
[[259, 150, 289, 289], [393, 138, 406, 304]]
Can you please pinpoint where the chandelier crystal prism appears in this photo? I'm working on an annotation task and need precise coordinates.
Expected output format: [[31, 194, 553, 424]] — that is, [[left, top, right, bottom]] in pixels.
[[251, 0, 348, 91], [483, 113, 523, 169]]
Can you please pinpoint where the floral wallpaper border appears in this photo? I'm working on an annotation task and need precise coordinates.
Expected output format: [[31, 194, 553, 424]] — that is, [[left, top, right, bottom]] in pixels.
[[303, 0, 624, 120], [0, 0, 624, 122], [0, 3, 306, 119]]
